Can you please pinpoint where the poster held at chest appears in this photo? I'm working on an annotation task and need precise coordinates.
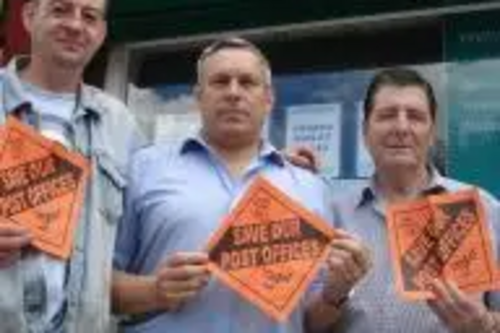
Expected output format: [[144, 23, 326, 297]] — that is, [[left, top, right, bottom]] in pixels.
[[388, 189, 498, 300], [206, 176, 336, 321], [0, 116, 89, 259]]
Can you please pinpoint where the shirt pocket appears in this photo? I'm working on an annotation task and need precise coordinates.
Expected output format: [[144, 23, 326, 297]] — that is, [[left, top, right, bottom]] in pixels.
[[96, 152, 126, 225]]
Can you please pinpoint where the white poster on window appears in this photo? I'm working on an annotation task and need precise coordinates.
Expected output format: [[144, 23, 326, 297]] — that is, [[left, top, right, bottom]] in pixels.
[[285, 103, 341, 179], [355, 102, 374, 177]]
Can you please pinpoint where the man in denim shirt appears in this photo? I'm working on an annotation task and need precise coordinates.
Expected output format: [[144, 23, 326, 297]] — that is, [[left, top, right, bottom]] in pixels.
[[0, 0, 141, 332], [112, 37, 371, 333]]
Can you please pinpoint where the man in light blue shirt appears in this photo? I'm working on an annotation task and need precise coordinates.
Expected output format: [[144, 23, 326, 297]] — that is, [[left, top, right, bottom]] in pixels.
[[330, 68, 500, 333], [112, 37, 372, 333]]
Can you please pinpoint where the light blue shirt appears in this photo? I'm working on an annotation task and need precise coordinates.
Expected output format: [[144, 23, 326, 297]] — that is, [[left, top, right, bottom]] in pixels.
[[20, 76, 78, 331], [114, 136, 333, 333], [330, 170, 500, 333]]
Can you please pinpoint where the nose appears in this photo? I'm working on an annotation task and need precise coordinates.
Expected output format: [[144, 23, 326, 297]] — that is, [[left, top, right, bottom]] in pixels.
[[227, 79, 242, 96], [394, 110, 410, 130], [61, 11, 85, 32]]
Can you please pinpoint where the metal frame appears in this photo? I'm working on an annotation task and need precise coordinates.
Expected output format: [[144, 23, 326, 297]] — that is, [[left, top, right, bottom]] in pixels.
[[104, 1, 500, 99]]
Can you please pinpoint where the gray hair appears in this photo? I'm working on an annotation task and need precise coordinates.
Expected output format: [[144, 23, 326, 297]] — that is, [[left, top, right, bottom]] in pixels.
[[196, 36, 272, 87]]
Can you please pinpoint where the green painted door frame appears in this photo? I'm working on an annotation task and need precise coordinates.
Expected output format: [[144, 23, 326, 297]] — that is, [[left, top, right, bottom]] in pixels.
[[108, 0, 499, 42]]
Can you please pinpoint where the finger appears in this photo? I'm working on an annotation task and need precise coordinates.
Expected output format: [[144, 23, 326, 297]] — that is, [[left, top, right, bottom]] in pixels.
[[287, 155, 315, 171], [428, 279, 462, 321], [299, 149, 321, 171], [0, 250, 21, 260], [431, 279, 465, 311], [0, 251, 21, 268], [327, 248, 365, 283], [162, 290, 198, 302], [0, 226, 32, 252], [158, 265, 210, 281], [166, 252, 209, 267], [427, 298, 455, 325], [285, 146, 321, 171], [442, 279, 486, 317], [333, 229, 353, 239], [428, 279, 490, 331], [429, 278, 456, 306], [331, 238, 371, 270], [158, 275, 208, 293], [0, 225, 30, 236]]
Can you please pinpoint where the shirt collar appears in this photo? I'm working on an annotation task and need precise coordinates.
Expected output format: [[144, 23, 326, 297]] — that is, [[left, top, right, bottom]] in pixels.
[[3, 57, 102, 119], [179, 133, 286, 167], [357, 166, 450, 208]]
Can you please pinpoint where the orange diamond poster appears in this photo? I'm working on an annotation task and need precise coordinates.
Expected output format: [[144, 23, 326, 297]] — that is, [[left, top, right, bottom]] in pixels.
[[0, 116, 90, 259], [388, 189, 498, 300], [206, 176, 336, 321]]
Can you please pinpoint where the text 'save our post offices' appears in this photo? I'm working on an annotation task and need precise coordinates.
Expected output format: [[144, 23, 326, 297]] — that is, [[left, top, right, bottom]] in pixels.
[[388, 189, 498, 300], [206, 176, 336, 321], [0, 116, 90, 259]]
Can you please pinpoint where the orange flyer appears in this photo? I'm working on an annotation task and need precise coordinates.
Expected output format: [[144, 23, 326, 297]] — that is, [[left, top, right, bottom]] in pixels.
[[0, 116, 90, 259], [387, 189, 498, 300], [206, 176, 336, 322]]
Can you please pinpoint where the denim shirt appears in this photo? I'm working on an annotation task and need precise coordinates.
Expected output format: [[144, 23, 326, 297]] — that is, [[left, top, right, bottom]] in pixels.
[[0, 58, 142, 333]]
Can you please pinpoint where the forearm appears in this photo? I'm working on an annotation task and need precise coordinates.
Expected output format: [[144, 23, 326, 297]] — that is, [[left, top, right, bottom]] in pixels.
[[304, 292, 344, 332], [111, 270, 164, 315], [484, 311, 500, 333], [451, 310, 500, 333]]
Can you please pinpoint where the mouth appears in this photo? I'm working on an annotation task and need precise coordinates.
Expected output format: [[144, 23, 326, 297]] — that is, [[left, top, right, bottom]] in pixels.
[[218, 109, 250, 121], [57, 39, 85, 52], [387, 145, 411, 149], [385, 145, 413, 154]]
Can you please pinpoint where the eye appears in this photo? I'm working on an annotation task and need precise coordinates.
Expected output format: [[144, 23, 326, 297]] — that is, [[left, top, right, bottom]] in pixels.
[[209, 75, 230, 88], [407, 109, 429, 122], [375, 108, 397, 121], [238, 75, 260, 89], [82, 10, 102, 25], [50, 2, 70, 17]]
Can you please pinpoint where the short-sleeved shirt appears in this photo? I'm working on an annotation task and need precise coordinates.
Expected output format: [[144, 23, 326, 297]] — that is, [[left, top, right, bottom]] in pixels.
[[114, 136, 333, 333], [330, 170, 500, 333]]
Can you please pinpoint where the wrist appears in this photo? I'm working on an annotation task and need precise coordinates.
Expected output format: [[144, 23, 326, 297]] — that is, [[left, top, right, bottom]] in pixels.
[[321, 288, 352, 309], [480, 311, 498, 333]]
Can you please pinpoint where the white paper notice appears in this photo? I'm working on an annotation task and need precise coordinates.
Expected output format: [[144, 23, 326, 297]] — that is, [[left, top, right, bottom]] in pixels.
[[286, 103, 341, 179], [356, 102, 374, 177]]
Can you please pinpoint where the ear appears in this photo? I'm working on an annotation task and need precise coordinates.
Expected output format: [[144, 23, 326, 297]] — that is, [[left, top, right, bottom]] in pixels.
[[362, 119, 369, 146], [97, 22, 108, 46], [430, 121, 438, 145], [193, 84, 202, 103], [264, 86, 275, 115], [22, 1, 36, 34]]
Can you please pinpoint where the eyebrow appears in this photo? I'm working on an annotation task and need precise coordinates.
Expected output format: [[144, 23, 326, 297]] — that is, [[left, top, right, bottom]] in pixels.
[[47, 0, 105, 15]]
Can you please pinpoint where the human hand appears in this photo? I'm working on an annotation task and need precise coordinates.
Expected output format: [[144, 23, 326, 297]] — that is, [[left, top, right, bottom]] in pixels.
[[427, 279, 497, 333], [321, 230, 371, 305], [283, 145, 320, 172], [0, 224, 31, 268], [154, 252, 210, 311]]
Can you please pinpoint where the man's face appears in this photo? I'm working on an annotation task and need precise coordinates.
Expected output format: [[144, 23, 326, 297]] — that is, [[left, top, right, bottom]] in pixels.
[[23, 0, 107, 70], [364, 85, 435, 171], [196, 48, 273, 144]]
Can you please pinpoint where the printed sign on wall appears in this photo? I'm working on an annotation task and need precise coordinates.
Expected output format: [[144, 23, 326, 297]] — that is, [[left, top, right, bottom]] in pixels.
[[285, 103, 341, 179]]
